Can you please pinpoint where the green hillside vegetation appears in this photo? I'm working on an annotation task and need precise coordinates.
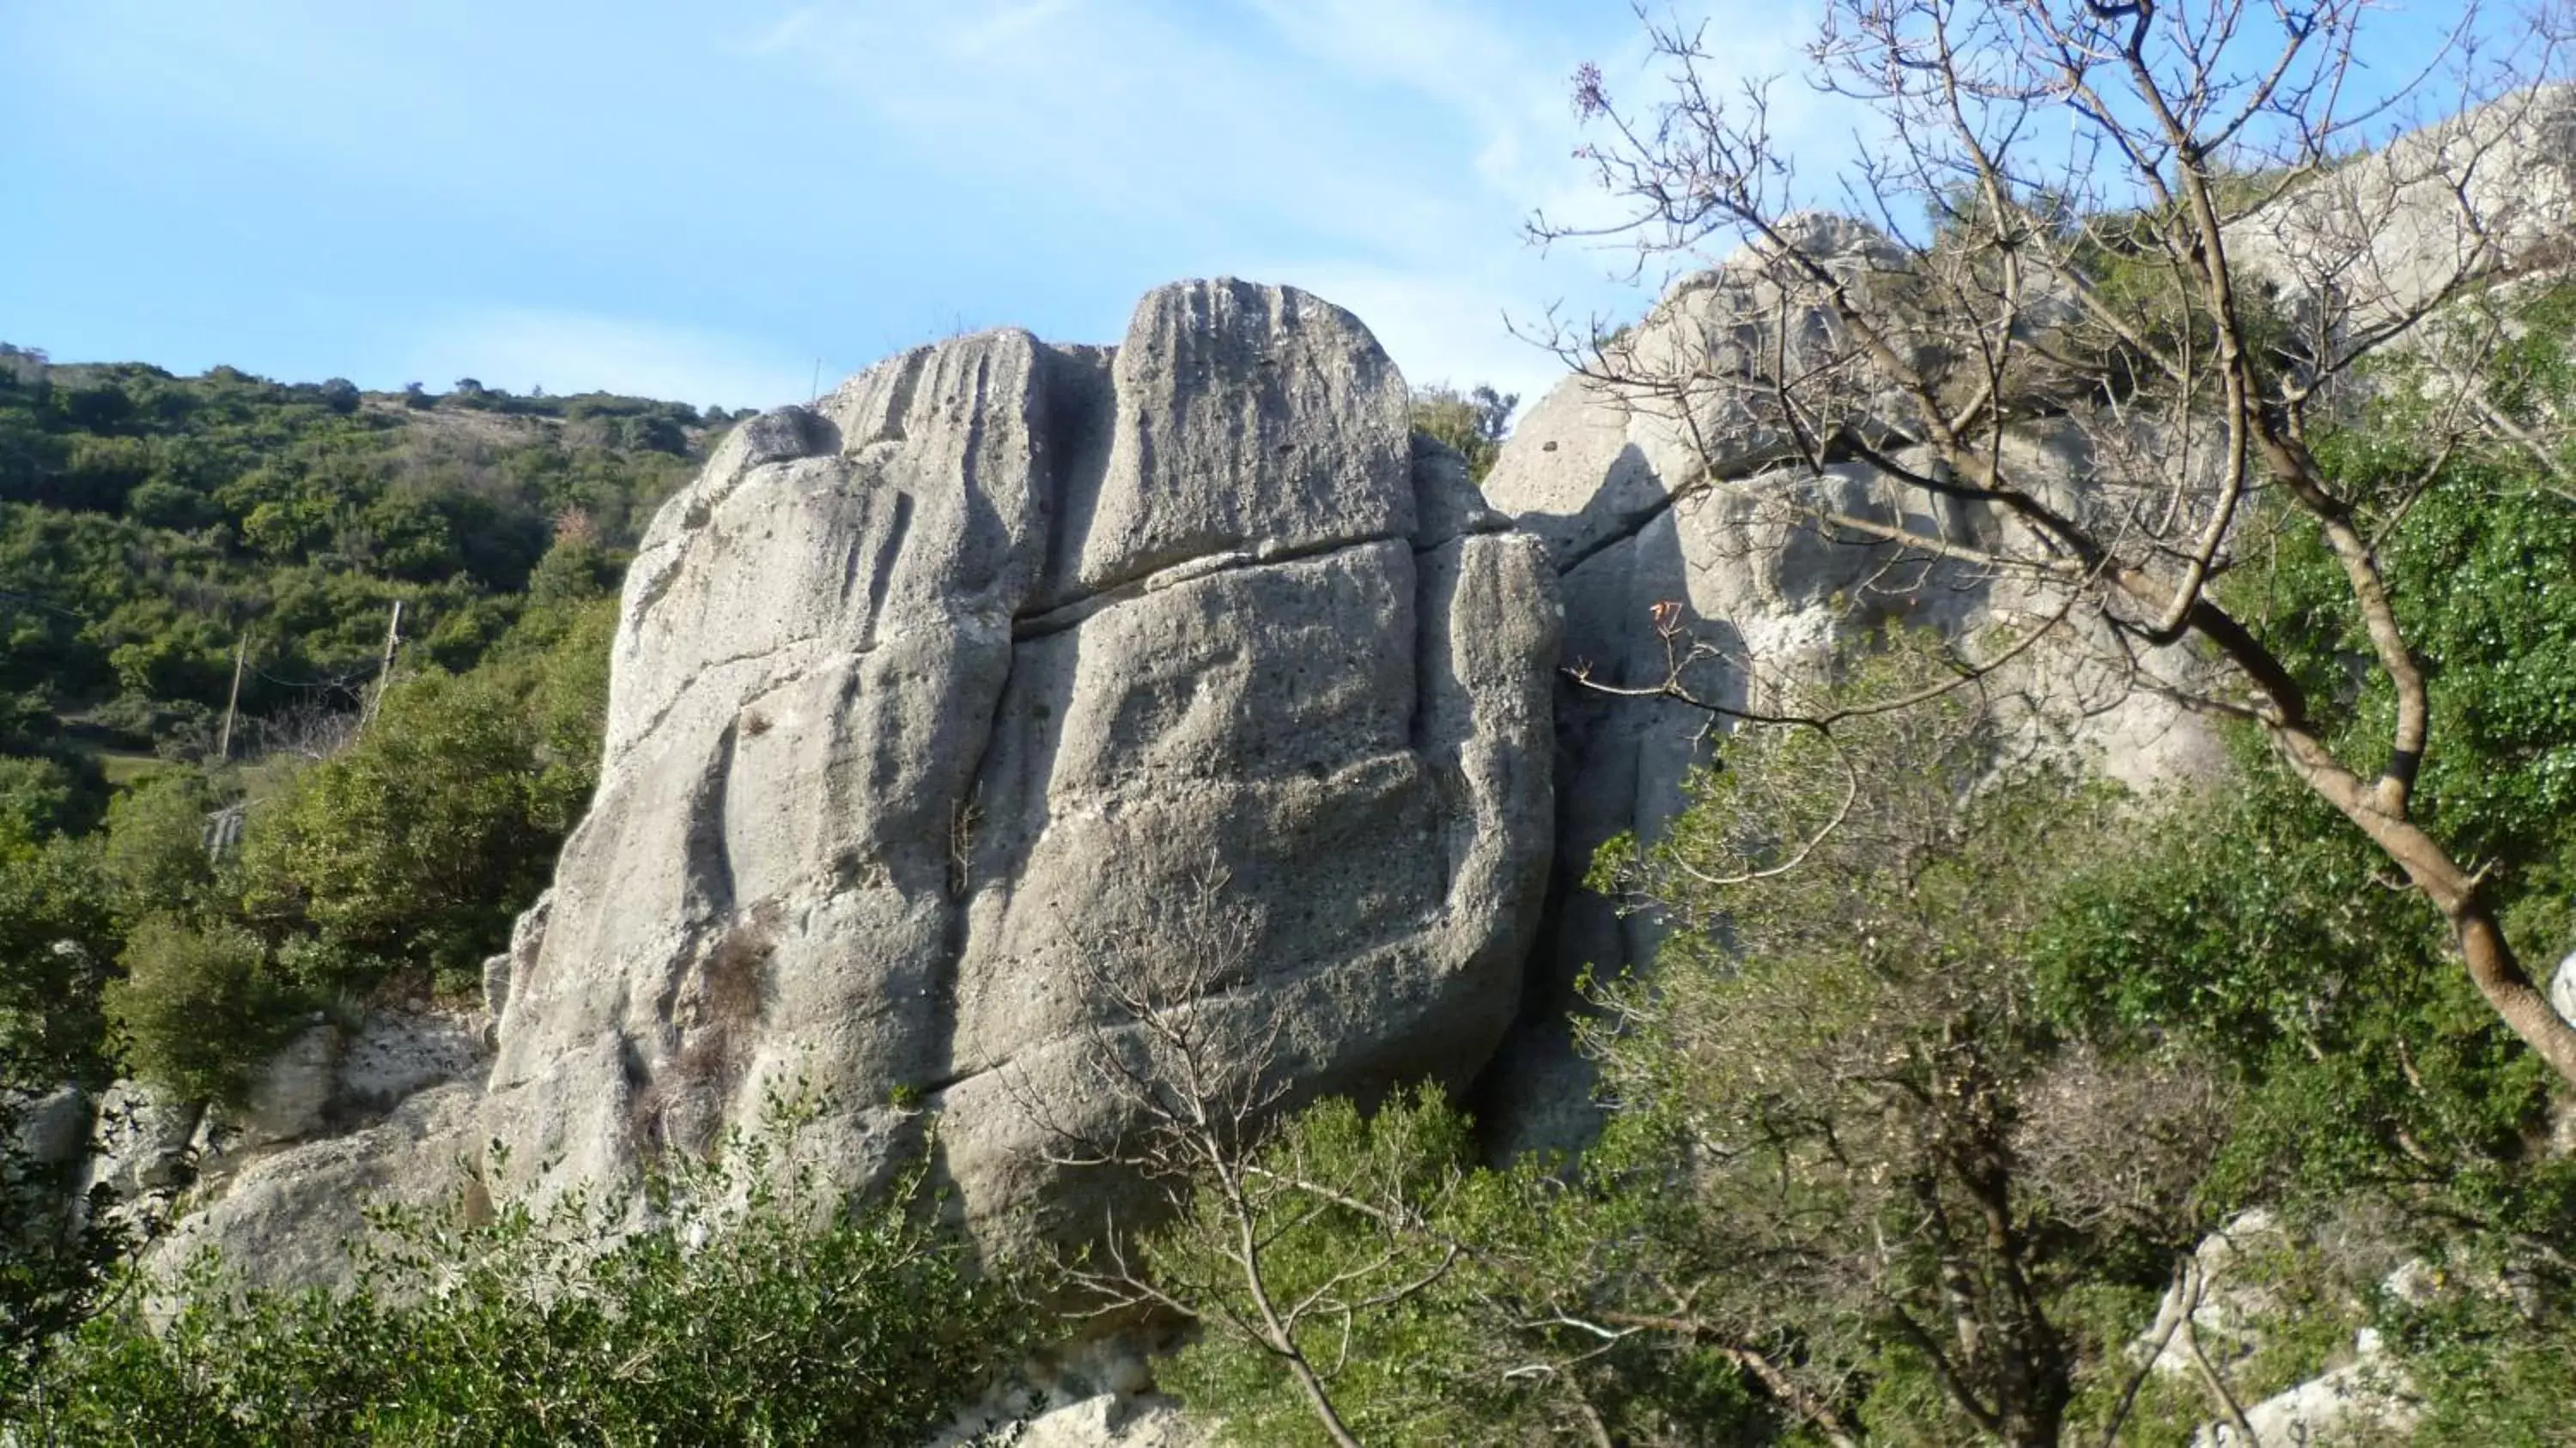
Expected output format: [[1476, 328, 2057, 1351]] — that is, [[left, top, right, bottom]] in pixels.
[[0, 352, 706, 1101], [0, 344, 708, 795]]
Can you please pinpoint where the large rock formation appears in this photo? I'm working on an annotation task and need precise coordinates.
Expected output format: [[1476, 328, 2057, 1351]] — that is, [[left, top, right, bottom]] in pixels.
[[480, 279, 1558, 1249], [1479, 240, 2221, 1042], [2228, 82, 2576, 325]]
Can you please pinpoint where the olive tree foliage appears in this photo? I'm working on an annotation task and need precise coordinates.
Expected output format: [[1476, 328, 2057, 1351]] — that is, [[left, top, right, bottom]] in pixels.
[[1409, 385, 1519, 481], [1538, 0, 2576, 1086]]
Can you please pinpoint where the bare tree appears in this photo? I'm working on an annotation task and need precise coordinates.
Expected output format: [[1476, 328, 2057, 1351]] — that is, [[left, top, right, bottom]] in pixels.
[[1005, 869, 1711, 1447], [1002, 858, 1388, 1448], [1538, 0, 2576, 1084]]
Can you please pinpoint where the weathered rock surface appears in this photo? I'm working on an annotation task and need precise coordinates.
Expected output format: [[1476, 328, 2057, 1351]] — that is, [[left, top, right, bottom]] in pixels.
[[2229, 83, 2576, 324], [9, 1086, 90, 1168], [333, 1007, 486, 1116], [96, 1006, 494, 1281], [155, 1083, 486, 1292], [2196, 1338, 2415, 1448], [483, 279, 1558, 1250], [222, 1019, 339, 1149], [1479, 240, 2221, 1048], [78, 1081, 203, 1206]]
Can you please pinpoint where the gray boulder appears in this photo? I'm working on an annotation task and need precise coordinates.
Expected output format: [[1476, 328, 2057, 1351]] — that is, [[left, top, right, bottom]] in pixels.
[[483, 279, 1558, 1251], [9, 1086, 90, 1167], [2228, 83, 2576, 325], [141, 1006, 492, 1285], [154, 1084, 486, 1293], [334, 1007, 487, 1116], [212, 1019, 340, 1151], [79, 1081, 203, 1205]]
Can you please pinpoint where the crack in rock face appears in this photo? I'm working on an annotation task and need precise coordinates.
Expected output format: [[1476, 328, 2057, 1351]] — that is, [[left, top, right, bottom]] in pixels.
[[479, 279, 1559, 1255]]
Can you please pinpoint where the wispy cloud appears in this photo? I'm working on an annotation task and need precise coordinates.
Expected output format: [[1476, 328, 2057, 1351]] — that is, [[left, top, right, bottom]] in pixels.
[[401, 309, 817, 411], [741, 6, 825, 55], [9, 0, 1869, 413], [714, 0, 1856, 402]]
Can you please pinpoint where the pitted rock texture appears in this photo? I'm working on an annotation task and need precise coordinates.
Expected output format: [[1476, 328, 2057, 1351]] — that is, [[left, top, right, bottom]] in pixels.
[[483, 280, 1558, 1250], [155, 1083, 487, 1293]]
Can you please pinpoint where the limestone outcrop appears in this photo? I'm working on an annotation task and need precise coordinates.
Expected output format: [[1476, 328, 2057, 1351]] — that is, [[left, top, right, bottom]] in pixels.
[[1479, 245, 2221, 1043], [2228, 82, 2576, 325], [481, 279, 1558, 1250]]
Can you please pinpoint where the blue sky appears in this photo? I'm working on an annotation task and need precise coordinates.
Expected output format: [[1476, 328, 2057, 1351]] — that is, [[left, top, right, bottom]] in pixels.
[[0, 2, 2506, 413], [2, 1, 1814, 411]]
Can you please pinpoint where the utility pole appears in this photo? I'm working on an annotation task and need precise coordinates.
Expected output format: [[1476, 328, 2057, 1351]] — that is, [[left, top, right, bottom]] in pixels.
[[216, 633, 248, 762], [362, 599, 404, 730]]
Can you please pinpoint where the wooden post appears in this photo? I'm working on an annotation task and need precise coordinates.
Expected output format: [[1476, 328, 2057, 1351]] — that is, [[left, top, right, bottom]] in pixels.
[[216, 633, 248, 762], [363, 599, 404, 729]]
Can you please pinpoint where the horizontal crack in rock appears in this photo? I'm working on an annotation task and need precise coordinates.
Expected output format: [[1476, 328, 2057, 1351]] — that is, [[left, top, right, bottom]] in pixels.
[[1552, 440, 1817, 575], [1011, 529, 1406, 641]]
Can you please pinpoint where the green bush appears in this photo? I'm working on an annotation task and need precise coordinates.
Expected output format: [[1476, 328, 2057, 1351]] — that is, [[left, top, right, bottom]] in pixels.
[[99, 768, 224, 927], [236, 597, 612, 991], [0, 829, 115, 1083], [0, 752, 90, 840], [11, 1118, 1036, 1446], [1142, 1088, 1775, 1446], [102, 916, 296, 1104], [1408, 385, 1516, 480]]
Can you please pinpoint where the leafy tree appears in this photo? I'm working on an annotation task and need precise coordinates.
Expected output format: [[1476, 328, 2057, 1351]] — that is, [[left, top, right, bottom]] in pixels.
[[1140, 1087, 1773, 1448], [1408, 384, 1516, 481], [0, 826, 115, 1084], [1575, 647, 2239, 1447], [98, 769, 224, 928], [237, 595, 614, 989], [0, 754, 86, 841], [102, 915, 295, 1104], [1549, 0, 2576, 1086]]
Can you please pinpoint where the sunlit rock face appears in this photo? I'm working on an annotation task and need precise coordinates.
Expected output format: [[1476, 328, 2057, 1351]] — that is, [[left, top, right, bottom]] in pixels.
[[481, 279, 1559, 1251]]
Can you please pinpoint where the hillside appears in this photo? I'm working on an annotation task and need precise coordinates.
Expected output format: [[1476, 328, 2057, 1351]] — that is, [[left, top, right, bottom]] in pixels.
[[0, 346, 726, 815]]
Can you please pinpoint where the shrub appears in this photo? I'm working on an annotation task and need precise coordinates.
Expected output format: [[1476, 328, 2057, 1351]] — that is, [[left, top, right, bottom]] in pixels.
[[0, 829, 115, 1082], [10, 1116, 1036, 1446], [99, 768, 223, 927], [102, 916, 295, 1104]]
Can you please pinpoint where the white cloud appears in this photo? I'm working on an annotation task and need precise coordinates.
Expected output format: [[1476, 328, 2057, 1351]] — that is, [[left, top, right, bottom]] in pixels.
[[401, 309, 817, 411], [725, 2, 1874, 407]]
